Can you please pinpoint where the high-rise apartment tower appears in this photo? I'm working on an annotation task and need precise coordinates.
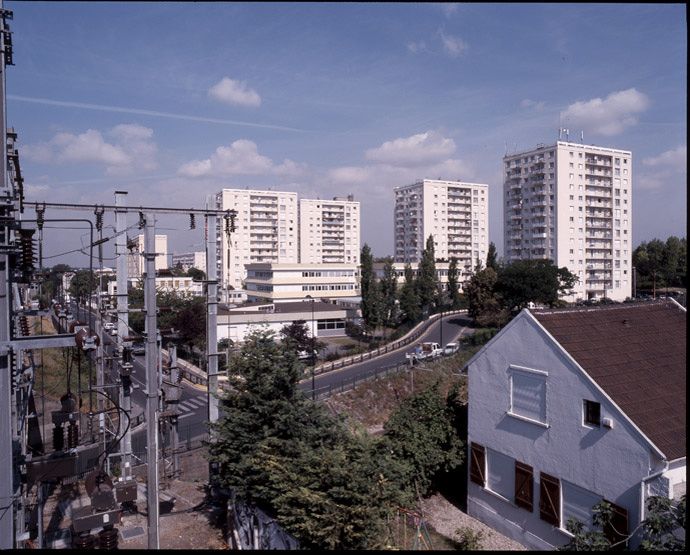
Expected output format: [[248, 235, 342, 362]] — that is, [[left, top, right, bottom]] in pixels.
[[299, 195, 360, 265], [394, 179, 489, 269], [503, 141, 632, 301]]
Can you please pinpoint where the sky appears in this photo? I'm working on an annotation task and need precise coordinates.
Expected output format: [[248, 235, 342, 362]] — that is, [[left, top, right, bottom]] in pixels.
[[5, 2, 687, 268]]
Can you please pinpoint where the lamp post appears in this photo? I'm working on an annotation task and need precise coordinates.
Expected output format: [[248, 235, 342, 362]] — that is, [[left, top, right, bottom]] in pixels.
[[304, 294, 316, 400]]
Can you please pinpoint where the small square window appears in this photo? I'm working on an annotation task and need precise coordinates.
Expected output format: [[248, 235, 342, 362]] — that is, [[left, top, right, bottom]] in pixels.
[[583, 400, 601, 426]]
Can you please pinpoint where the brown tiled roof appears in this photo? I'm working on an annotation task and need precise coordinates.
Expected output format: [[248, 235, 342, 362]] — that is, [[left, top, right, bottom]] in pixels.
[[531, 300, 686, 461]]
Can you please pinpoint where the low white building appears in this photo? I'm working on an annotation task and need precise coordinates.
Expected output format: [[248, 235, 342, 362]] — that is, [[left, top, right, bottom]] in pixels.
[[372, 261, 472, 292], [107, 276, 204, 298], [217, 300, 355, 344], [171, 251, 206, 272], [466, 299, 686, 550], [244, 262, 360, 303]]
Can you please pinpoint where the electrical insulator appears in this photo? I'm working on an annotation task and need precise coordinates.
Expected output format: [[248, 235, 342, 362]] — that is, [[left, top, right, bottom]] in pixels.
[[35, 203, 45, 231], [67, 421, 79, 448], [98, 526, 119, 550], [17, 228, 36, 276], [94, 206, 104, 232], [52, 425, 64, 451], [122, 347, 133, 365], [72, 532, 97, 549], [138, 211, 146, 229], [189, 213, 196, 229]]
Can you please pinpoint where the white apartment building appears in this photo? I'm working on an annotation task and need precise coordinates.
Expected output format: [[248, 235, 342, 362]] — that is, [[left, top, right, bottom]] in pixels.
[[107, 276, 204, 298], [394, 179, 489, 270], [215, 189, 299, 289], [126, 234, 168, 278], [503, 141, 632, 301], [171, 251, 206, 273], [299, 195, 360, 265], [244, 262, 360, 303]]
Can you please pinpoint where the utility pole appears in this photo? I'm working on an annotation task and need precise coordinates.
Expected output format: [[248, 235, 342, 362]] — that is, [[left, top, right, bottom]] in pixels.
[[168, 344, 180, 478], [205, 196, 219, 493], [114, 191, 133, 483], [0, 1, 15, 545], [144, 214, 160, 549]]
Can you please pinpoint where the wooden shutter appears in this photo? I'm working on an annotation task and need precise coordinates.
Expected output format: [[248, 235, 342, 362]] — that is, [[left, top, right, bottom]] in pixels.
[[514, 461, 534, 511], [539, 473, 560, 526], [603, 501, 629, 549], [469, 443, 486, 487]]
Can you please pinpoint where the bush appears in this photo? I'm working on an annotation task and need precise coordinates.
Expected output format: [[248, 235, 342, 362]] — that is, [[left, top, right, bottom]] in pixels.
[[455, 527, 484, 550]]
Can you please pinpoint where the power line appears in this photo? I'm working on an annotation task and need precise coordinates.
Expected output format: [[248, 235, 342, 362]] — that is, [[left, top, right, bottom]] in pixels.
[[25, 201, 236, 217]]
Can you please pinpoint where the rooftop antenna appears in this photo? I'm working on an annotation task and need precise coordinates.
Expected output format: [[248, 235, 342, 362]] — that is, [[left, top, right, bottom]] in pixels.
[[580, 130, 584, 144]]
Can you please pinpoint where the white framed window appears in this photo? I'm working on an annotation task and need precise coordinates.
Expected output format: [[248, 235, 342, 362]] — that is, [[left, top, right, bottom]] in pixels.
[[509, 365, 548, 426], [486, 448, 515, 501]]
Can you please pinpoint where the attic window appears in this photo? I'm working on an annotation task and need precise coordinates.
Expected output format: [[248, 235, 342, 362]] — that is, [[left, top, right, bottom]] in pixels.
[[583, 400, 601, 427]]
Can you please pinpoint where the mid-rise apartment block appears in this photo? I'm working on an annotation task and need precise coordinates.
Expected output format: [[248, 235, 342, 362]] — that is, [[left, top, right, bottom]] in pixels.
[[503, 141, 632, 301], [215, 189, 299, 289], [127, 234, 168, 279], [171, 251, 206, 273], [299, 195, 360, 265], [394, 179, 489, 269]]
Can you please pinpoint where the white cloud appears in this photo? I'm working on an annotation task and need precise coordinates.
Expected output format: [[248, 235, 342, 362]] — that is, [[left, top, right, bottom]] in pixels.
[[438, 30, 467, 58], [560, 88, 650, 136], [520, 99, 546, 111], [407, 40, 427, 54], [22, 124, 159, 175], [208, 77, 261, 108], [440, 4, 459, 17], [178, 139, 306, 178], [642, 145, 686, 171], [638, 145, 687, 191], [365, 131, 456, 167]]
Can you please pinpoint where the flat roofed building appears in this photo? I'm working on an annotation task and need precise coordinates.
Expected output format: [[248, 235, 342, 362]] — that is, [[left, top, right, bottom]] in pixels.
[[244, 262, 360, 303], [503, 141, 632, 302], [394, 179, 489, 271], [127, 234, 168, 278], [299, 196, 360, 265], [171, 251, 206, 273]]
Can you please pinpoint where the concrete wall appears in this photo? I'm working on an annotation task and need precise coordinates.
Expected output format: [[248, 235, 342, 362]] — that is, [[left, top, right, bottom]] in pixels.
[[467, 311, 659, 550]]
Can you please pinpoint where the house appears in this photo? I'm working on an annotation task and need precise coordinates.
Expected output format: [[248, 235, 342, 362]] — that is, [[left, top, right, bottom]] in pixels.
[[465, 299, 686, 550]]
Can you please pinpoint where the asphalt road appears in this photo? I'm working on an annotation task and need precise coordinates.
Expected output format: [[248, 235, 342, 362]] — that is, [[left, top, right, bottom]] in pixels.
[[299, 312, 474, 397]]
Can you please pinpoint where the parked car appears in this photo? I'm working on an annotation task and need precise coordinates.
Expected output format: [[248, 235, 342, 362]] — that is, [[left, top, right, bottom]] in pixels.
[[406, 342, 442, 361], [443, 342, 460, 355]]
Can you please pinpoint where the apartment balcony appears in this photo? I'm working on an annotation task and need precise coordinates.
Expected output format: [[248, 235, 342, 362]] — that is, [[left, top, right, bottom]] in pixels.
[[585, 189, 612, 199], [586, 211, 612, 219], [585, 201, 612, 209], [585, 169, 613, 178], [585, 158, 612, 167]]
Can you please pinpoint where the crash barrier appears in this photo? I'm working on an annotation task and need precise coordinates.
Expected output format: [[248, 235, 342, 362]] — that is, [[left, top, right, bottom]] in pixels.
[[312, 310, 467, 376]]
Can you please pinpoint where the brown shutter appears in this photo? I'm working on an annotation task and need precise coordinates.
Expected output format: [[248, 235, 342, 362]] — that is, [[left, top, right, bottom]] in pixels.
[[539, 472, 560, 526], [603, 501, 629, 549], [469, 443, 486, 487], [514, 461, 534, 511]]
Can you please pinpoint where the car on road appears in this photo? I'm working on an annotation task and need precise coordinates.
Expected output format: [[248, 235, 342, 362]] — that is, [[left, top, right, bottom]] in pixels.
[[406, 342, 442, 362], [103, 322, 115, 331], [443, 342, 460, 355], [132, 342, 146, 356]]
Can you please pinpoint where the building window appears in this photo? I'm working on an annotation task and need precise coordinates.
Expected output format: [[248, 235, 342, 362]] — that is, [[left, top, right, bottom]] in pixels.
[[487, 448, 514, 500], [470, 443, 486, 487], [583, 400, 601, 427], [514, 461, 534, 511], [603, 502, 629, 545], [539, 473, 561, 526], [509, 367, 547, 425]]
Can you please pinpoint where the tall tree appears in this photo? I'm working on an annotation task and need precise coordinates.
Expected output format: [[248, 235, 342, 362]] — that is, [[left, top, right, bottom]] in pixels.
[[398, 263, 421, 324], [68, 269, 97, 306], [416, 235, 438, 314], [379, 257, 399, 327], [633, 239, 666, 296], [447, 257, 462, 310], [486, 242, 498, 271], [359, 244, 380, 330], [464, 266, 508, 328]]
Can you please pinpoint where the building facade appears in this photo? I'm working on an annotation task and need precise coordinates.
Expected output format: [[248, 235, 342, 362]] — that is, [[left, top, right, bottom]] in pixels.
[[394, 179, 489, 270], [503, 141, 633, 301], [244, 262, 360, 303], [372, 261, 471, 292], [299, 196, 360, 265], [126, 234, 168, 278], [171, 251, 206, 273], [215, 189, 299, 290], [466, 301, 685, 550]]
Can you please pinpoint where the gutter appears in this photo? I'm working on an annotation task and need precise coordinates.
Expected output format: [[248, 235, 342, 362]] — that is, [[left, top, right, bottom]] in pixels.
[[639, 458, 670, 521]]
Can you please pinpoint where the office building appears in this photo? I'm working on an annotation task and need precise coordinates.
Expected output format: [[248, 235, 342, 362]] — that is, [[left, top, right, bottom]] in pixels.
[[503, 141, 632, 301], [394, 179, 489, 270]]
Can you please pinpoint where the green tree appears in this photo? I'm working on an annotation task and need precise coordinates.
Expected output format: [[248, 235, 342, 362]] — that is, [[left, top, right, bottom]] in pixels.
[[496, 259, 578, 312], [186, 266, 206, 281], [360, 244, 382, 331], [447, 257, 462, 310], [634, 239, 666, 296], [398, 263, 421, 324], [379, 257, 399, 327], [381, 383, 465, 497], [68, 269, 97, 306], [486, 242, 499, 271], [464, 266, 509, 327], [416, 235, 438, 315]]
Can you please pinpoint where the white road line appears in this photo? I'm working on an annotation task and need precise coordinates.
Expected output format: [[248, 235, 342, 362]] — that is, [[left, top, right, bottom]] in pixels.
[[178, 401, 198, 411], [183, 398, 205, 408]]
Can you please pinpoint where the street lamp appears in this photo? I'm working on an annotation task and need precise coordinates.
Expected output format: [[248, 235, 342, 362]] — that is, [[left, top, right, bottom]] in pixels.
[[304, 294, 316, 400]]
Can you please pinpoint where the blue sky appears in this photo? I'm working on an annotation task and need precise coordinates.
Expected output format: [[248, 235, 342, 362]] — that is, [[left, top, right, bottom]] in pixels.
[[6, 2, 687, 266]]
